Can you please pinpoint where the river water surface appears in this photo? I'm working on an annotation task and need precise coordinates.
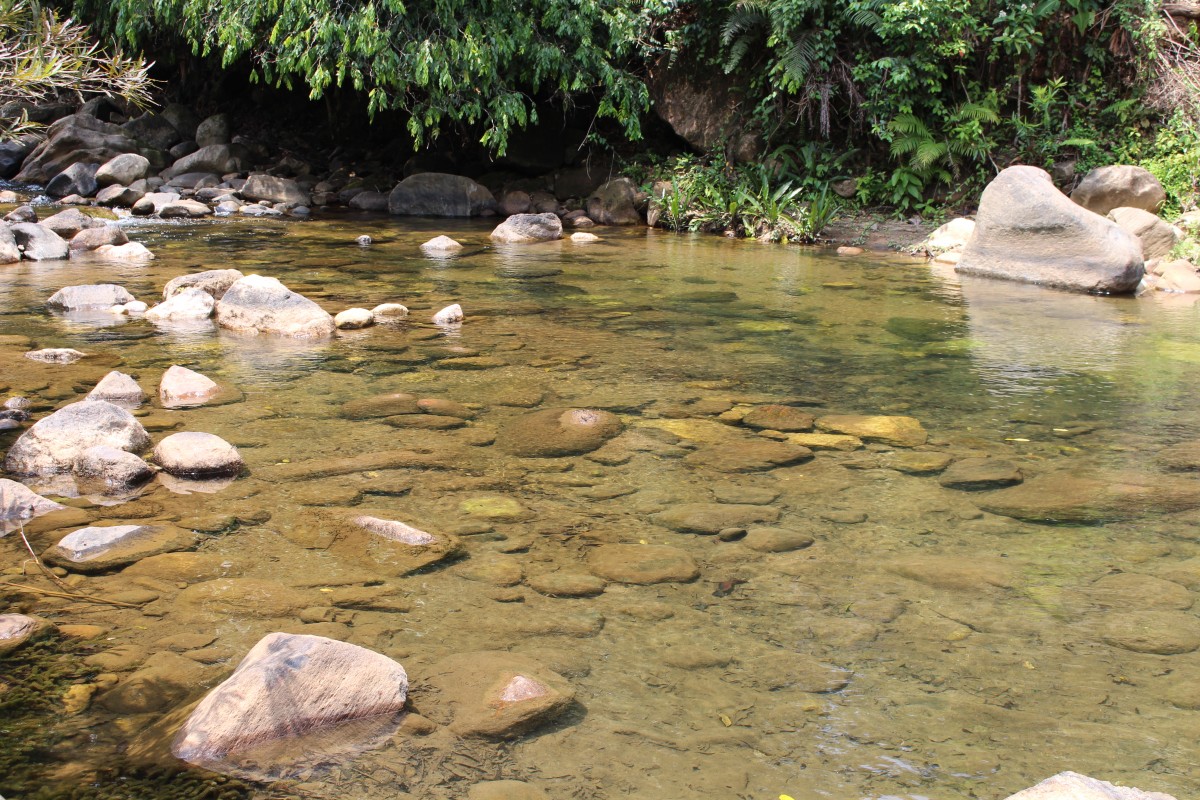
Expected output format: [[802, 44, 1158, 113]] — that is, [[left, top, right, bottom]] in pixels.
[[3, 211, 1200, 800]]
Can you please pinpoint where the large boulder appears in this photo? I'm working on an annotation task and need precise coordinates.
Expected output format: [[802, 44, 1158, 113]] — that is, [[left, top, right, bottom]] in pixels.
[[161, 144, 246, 181], [153, 432, 244, 478], [96, 184, 145, 207], [1072, 165, 1167, 216], [0, 137, 35, 180], [123, 113, 183, 151], [956, 166, 1144, 294], [1108, 207, 1181, 260], [490, 213, 563, 244], [586, 178, 642, 226], [70, 225, 129, 252], [1004, 771, 1176, 800], [46, 162, 99, 199], [173, 633, 408, 772], [647, 60, 761, 163], [195, 113, 232, 148], [387, 172, 496, 216], [0, 222, 19, 264], [47, 283, 135, 310], [3, 400, 151, 476], [163, 269, 244, 301], [215, 274, 336, 338], [73, 445, 156, 492], [10, 223, 69, 261], [241, 173, 309, 206], [95, 153, 150, 187], [86, 371, 144, 406], [16, 114, 138, 184]]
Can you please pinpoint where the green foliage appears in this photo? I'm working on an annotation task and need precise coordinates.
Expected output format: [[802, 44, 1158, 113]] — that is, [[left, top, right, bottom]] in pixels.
[[71, 0, 650, 154], [1113, 111, 1200, 218], [0, 0, 154, 140]]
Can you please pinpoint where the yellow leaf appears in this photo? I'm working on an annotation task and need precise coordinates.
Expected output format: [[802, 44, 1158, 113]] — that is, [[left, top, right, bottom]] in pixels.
[[719, 714, 732, 727]]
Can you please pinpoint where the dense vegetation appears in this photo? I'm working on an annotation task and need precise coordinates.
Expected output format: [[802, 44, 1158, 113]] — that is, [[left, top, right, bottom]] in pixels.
[[39, 0, 1200, 232]]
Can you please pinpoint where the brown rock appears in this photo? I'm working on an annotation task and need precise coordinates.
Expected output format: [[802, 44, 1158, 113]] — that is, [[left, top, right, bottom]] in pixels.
[[740, 404, 815, 432], [816, 414, 928, 447], [588, 543, 699, 584]]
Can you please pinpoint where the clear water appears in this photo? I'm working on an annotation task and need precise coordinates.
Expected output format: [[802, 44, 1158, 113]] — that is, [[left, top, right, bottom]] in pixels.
[[3, 212, 1200, 800]]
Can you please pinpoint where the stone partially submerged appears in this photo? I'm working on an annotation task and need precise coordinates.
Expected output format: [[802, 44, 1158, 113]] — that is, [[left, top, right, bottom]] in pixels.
[[215, 275, 336, 338], [3, 400, 151, 476], [159, 365, 221, 408], [497, 408, 623, 457], [45, 524, 197, 572], [0, 478, 66, 534], [0, 614, 53, 656], [173, 633, 408, 777], [957, 166, 1144, 294], [153, 432, 244, 478], [324, 512, 464, 576], [1004, 771, 1177, 800]]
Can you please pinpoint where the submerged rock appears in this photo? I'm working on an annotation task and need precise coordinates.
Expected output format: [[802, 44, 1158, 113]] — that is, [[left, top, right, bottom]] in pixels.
[[740, 404, 815, 432], [816, 414, 928, 447], [25, 348, 88, 364], [938, 457, 1023, 490], [173, 633, 408, 774], [957, 166, 1143, 294], [0, 614, 53, 655], [327, 513, 464, 576], [45, 523, 196, 572], [974, 473, 1200, 523], [497, 408, 623, 457], [682, 439, 812, 472], [153, 432, 244, 478], [490, 213, 563, 244], [423, 651, 573, 739], [587, 543, 699, 584], [215, 274, 336, 338], [3, 400, 150, 476], [1004, 771, 1176, 800], [46, 283, 136, 310], [73, 445, 156, 492], [0, 478, 66, 530], [652, 502, 780, 534]]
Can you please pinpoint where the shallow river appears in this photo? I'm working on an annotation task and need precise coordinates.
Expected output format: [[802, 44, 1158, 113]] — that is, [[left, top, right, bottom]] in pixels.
[[3, 211, 1200, 800]]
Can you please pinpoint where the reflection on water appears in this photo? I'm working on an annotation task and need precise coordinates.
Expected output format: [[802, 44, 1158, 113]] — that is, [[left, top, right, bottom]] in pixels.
[[2, 213, 1200, 800]]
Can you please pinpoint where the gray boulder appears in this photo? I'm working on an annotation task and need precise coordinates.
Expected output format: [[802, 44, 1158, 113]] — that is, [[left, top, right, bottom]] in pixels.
[[956, 166, 1144, 294], [586, 178, 642, 225], [348, 190, 389, 211], [69, 224, 128, 251], [490, 213, 563, 244], [86, 371, 144, 406], [388, 172, 496, 216], [131, 191, 181, 216], [215, 274, 336, 338], [165, 171, 219, 190], [173, 633, 408, 770], [163, 268, 245, 301], [47, 283, 135, 310], [123, 113, 183, 151], [0, 138, 35, 179], [46, 162, 99, 198], [10, 223, 69, 261], [16, 114, 137, 184], [160, 103, 200, 140], [1072, 165, 1166, 216], [3, 400, 151, 476], [0, 478, 66, 527], [161, 144, 246, 181], [4, 204, 36, 223], [41, 207, 105, 239], [154, 431, 244, 478], [95, 153, 150, 187], [241, 173, 309, 206], [73, 445, 156, 492], [160, 199, 213, 218], [1108, 207, 1181, 260], [0, 222, 19, 264], [95, 184, 145, 207], [195, 113, 231, 147], [145, 287, 215, 321]]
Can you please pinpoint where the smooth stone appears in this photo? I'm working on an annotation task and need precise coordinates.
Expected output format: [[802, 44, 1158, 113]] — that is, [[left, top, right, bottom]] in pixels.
[[741, 526, 814, 553], [0, 478, 67, 528], [163, 268, 245, 300], [145, 287, 215, 321], [497, 408, 623, 457], [711, 483, 780, 505], [883, 451, 952, 474], [382, 414, 464, 430], [423, 651, 573, 739], [153, 432, 244, 478], [975, 473, 1200, 523], [325, 512, 464, 577], [46, 283, 135, 310], [173, 633, 407, 775], [1089, 573, 1193, 610], [653, 502, 780, 534], [44, 524, 197, 572], [342, 391, 420, 419], [122, 552, 243, 583], [159, 365, 220, 408], [938, 457, 1023, 490], [215, 274, 336, 338], [86, 371, 144, 406], [99, 651, 207, 715], [335, 308, 375, 329], [526, 572, 606, 598], [570, 232, 600, 243], [740, 405, 815, 432], [3, 400, 150, 476], [682, 439, 812, 472], [662, 646, 732, 670], [459, 495, 531, 520], [888, 556, 1014, 591], [417, 398, 475, 419], [587, 543, 699, 584], [816, 414, 928, 447], [432, 303, 464, 325], [455, 558, 525, 587], [1004, 771, 1176, 800], [421, 235, 463, 252], [0, 613, 52, 655], [24, 348, 87, 364], [73, 445, 156, 492], [371, 302, 408, 318], [490, 213, 563, 244], [93, 242, 154, 260]]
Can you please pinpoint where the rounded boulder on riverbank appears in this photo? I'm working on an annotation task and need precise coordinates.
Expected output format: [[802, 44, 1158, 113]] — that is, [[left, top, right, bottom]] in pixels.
[[3, 400, 150, 476]]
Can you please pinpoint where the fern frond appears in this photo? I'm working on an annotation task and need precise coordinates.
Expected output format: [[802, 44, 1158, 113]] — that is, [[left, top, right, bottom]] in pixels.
[[778, 30, 819, 84]]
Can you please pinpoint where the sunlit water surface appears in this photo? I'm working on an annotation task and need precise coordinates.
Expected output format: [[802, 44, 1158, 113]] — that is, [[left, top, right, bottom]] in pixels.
[[3, 211, 1200, 800]]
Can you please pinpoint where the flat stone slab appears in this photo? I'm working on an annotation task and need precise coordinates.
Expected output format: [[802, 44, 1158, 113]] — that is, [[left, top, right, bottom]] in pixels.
[[587, 543, 699, 584], [44, 524, 197, 572], [653, 502, 780, 534], [526, 572, 606, 598], [816, 414, 928, 447], [975, 473, 1200, 523], [740, 404, 815, 431], [938, 457, 1023, 490], [1100, 610, 1200, 655], [683, 440, 812, 472]]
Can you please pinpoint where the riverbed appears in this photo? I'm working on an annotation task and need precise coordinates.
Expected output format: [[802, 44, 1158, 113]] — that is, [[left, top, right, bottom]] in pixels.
[[2, 211, 1199, 800]]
